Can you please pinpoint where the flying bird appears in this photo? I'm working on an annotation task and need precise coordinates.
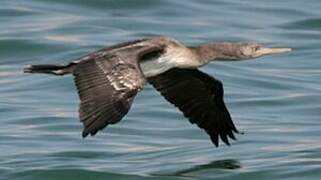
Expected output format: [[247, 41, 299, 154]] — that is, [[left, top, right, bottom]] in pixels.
[[24, 36, 291, 147]]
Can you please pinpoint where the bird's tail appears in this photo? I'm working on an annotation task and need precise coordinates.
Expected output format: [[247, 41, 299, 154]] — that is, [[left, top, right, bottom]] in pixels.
[[23, 63, 76, 76]]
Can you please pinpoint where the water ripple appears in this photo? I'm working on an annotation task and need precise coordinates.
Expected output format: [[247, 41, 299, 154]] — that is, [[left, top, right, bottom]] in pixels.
[[1, 0, 321, 179]]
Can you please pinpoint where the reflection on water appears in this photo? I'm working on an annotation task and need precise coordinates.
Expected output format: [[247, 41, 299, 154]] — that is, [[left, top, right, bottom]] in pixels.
[[171, 159, 241, 177], [1, 0, 321, 179]]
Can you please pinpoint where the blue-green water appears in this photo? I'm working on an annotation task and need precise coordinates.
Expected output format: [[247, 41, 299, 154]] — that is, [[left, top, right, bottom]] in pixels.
[[1, 0, 321, 179]]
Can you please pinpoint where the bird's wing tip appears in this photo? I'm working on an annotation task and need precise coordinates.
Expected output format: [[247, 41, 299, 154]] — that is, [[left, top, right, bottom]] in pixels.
[[82, 131, 89, 138]]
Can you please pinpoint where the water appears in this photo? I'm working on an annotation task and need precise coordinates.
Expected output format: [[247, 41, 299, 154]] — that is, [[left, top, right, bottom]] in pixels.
[[1, 0, 321, 179]]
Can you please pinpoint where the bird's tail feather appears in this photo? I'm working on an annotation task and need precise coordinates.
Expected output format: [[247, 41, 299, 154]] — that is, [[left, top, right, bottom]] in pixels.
[[24, 63, 76, 76]]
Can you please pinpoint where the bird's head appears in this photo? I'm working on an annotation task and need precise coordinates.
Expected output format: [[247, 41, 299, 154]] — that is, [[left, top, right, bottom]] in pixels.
[[237, 42, 292, 59]]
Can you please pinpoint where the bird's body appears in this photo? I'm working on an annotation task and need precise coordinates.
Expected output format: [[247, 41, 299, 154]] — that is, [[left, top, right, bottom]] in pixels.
[[24, 36, 291, 147]]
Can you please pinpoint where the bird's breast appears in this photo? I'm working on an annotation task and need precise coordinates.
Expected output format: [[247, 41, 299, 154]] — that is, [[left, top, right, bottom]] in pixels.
[[139, 56, 174, 77], [139, 49, 200, 77]]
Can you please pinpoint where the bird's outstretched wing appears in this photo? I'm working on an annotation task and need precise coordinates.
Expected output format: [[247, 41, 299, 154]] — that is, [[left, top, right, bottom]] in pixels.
[[73, 44, 163, 137], [147, 68, 239, 146]]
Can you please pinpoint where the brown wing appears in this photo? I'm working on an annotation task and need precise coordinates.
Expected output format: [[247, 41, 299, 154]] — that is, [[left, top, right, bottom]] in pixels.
[[72, 40, 166, 138], [148, 68, 239, 147], [73, 53, 145, 137]]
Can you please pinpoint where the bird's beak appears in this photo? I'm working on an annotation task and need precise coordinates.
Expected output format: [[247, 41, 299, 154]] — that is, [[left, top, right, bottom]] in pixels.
[[254, 47, 292, 57]]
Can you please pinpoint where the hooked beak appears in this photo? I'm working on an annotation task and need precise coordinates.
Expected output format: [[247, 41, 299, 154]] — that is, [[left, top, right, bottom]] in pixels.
[[254, 47, 292, 57]]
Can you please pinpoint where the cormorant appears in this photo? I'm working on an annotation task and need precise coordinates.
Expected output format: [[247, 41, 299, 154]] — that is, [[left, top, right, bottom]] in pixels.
[[24, 36, 291, 147]]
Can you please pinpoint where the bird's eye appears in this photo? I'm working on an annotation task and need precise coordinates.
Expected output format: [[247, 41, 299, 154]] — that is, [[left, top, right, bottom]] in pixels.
[[253, 46, 260, 51]]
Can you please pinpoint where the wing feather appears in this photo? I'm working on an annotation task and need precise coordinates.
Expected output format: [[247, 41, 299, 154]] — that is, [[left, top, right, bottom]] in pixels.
[[71, 42, 166, 137], [73, 54, 143, 137], [148, 68, 239, 147]]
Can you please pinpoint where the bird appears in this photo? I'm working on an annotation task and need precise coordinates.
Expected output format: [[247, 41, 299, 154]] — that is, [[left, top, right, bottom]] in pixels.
[[24, 36, 291, 147]]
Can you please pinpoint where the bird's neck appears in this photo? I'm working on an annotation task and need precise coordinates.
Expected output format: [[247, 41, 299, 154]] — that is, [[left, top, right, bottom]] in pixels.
[[190, 43, 244, 64]]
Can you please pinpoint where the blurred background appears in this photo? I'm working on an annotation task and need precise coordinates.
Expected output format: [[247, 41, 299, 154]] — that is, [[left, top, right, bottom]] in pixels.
[[0, 0, 321, 179]]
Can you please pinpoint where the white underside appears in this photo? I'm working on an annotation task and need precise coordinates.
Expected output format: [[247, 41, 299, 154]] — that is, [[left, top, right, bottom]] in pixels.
[[140, 57, 175, 77], [139, 48, 200, 77]]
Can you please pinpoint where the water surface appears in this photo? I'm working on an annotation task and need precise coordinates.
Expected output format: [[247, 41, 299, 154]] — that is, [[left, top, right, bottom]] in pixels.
[[1, 0, 321, 179]]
